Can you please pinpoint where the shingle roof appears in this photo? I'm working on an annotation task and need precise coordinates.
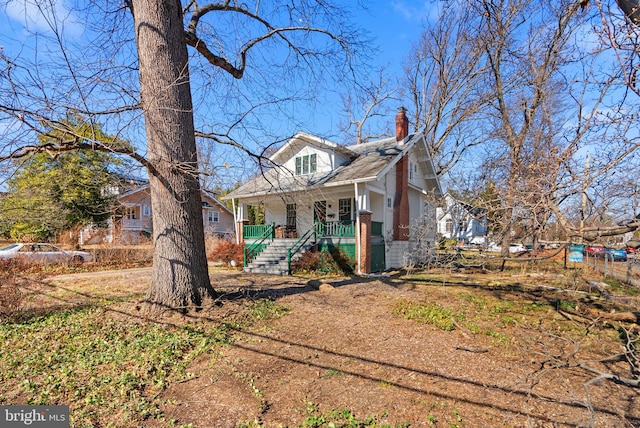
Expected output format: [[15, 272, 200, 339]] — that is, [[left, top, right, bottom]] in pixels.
[[225, 133, 420, 199]]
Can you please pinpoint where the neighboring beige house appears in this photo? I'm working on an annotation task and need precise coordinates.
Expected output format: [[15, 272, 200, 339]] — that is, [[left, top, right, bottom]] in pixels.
[[224, 107, 443, 274], [112, 185, 234, 243]]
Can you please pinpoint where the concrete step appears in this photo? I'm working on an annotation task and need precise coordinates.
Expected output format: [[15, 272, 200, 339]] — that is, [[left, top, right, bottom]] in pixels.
[[244, 265, 289, 275], [245, 238, 313, 275]]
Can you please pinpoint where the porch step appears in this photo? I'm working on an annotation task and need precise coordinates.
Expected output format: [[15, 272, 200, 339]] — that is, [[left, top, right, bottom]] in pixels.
[[244, 239, 311, 275]]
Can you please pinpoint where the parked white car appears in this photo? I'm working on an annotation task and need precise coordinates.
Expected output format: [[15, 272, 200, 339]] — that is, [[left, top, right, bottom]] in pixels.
[[0, 243, 93, 263], [509, 243, 527, 253], [487, 242, 502, 252], [487, 243, 527, 253]]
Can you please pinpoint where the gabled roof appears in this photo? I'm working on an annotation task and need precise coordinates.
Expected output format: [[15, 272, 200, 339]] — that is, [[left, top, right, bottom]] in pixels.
[[441, 193, 486, 219], [117, 184, 151, 200], [118, 184, 233, 214], [201, 189, 234, 215], [268, 132, 356, 163], [225, 131, 442, 200]]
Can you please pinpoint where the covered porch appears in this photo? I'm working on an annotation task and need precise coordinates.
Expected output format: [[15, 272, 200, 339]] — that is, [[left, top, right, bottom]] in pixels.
[[231, 184, 388, 274], [240, 219, 385, 275]]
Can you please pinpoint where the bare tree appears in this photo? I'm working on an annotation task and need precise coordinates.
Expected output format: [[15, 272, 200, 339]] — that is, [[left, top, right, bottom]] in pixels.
[[127, 0, 213, 309], [340, 67, 399, 144], [402, 3, 488, 177], [0, 0, 365, 310], [545, 0, 640, 242]]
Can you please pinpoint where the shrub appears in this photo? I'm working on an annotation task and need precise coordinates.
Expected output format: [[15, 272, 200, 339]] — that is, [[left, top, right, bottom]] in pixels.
[[0, 259, 27, 321], [438, 237, 458, 250], [208, 239, 244, 267], [291, 248, 354, 276], [91, 245, 153, 266]]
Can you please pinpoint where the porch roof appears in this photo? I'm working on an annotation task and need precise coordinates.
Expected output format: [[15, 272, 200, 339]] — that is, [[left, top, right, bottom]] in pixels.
[[225, 135, 416, 200]]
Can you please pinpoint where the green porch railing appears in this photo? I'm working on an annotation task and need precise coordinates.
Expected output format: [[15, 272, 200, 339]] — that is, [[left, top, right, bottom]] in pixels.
[[243, 223, 275, 266], [315, 221, 355, 237], [372, 221, 383, 237], [287, 228, 317, 274], [244, 223, 274, 239]]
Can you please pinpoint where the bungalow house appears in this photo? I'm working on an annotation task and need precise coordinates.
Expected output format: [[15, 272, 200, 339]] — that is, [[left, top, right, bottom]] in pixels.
[[436, 192, 487, 246], [112, 185, 235, 243], [224, 107, 442, 274]]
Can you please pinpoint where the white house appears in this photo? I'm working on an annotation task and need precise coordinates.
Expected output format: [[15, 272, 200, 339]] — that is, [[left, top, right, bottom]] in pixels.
[[224, 107, 442, 274], [436, 192, 487, 246]]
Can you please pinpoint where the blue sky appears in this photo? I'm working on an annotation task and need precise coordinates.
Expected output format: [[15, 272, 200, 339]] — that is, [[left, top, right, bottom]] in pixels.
[[353, 1, 433, 74], [0, 0, 434, 133]]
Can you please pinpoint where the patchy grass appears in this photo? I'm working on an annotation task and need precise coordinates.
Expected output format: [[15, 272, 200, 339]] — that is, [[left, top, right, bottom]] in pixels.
[[604, 277, 640, 296], [283, 400, 403, 428], [0, 297, 289, 427], [390, 282, 599, 347], [2, 263, 638, 427], [392, 300, 458, 331], [247, 298, 290, 322], [0, 307, 223, 425]]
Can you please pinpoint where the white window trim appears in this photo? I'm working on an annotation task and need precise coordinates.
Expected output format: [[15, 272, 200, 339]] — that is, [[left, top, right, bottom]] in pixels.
[[294, 153, 317, 176], [208, 210, 220, 223], [409, 161, 418, 181]]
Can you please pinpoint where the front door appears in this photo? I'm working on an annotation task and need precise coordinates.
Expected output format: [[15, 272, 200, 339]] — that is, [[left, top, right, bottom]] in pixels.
[[286, 203, 297, 229]]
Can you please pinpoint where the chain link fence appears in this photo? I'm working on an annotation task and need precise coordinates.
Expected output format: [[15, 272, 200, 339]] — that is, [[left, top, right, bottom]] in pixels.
[[582, 253, 640, 287]]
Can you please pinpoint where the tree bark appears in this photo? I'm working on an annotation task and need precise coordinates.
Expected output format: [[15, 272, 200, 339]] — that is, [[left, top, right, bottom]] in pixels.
[[131, 0, 215, 309]]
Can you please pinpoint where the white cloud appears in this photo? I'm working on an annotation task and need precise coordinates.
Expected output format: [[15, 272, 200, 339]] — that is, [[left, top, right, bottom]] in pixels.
[[5, 0, 84, 38], [390, 0, 438, 23]]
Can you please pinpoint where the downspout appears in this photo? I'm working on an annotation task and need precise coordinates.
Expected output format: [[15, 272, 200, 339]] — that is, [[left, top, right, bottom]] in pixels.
[[355, 182, 361, 275]]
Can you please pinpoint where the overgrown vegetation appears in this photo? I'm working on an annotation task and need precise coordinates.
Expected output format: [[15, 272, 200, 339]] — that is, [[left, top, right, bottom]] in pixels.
[[0, 247, 157, 322], [90, 245, 153, 268], [0, 307, 222, 425], [2, 256, 638, 426], [0, 261, 25, 321]]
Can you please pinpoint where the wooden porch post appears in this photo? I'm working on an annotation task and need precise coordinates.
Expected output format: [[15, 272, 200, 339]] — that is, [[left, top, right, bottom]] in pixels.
[[237, 219, 249, 243], [358, 210, 372, 274]]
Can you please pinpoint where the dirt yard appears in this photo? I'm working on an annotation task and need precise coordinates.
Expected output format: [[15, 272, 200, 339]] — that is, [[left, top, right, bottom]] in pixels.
[[32, 266, 640, 427]]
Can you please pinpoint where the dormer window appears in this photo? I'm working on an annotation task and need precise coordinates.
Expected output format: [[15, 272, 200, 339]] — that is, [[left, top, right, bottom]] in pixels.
[[295, 153, 317, 175]]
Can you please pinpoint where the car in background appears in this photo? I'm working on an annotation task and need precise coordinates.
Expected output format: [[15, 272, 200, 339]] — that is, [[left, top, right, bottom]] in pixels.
[[485, 243, 527, 253], [509, 243, 527, 253], [486, 243, 502, 252], [599, 247, 627, 261], [583, 244, 605, 256], [0, 243, 93, 264]]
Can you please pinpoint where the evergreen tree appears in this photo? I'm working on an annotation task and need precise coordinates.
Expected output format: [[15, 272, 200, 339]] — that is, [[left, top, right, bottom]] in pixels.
[[0, 120, 124, 241]]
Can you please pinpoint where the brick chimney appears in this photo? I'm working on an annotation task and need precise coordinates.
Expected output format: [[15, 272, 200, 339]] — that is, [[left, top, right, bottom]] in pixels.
[[396, 106, 409, 143], [393, 107, 410, 241]]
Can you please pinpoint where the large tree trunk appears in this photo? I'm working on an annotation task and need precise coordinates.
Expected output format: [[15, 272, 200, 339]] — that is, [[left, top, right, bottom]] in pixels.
[[131, 0, 215, 309]]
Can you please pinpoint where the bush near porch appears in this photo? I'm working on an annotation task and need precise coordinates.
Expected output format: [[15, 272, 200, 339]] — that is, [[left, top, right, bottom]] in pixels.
[[291, 247, 355, 275]]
